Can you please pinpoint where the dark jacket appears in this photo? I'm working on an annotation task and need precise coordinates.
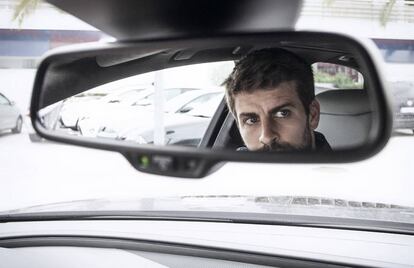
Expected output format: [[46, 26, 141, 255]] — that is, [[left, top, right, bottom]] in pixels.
[[314, 131, 332, 152]]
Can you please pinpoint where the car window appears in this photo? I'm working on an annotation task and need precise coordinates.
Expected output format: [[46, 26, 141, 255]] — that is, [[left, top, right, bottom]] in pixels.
[[177, 93, 224, 117], [313, 63, 364, 95], [373, 39, 414, 63], [107, 88, 147, 104], [133, 88, 196, 106], [41, 61, 233, 146], [0, 94, 10, 105]]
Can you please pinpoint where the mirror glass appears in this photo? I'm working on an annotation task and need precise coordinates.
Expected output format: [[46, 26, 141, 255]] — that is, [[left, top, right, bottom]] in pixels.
[[35, 36, 380, 153], [40, 61, 233, 146]]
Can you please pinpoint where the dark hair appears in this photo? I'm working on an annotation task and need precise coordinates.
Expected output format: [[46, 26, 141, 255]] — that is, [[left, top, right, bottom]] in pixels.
[[222, 48, 315, 116]]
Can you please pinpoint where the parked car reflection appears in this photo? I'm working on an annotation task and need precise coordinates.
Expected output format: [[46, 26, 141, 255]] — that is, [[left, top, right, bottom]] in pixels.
[[0, 92, 22, 135], [390, 81, 414, 133], [76, 87, 203, 137], [373, 38, 414, 133], [116, 91, 224, 146], [59, 85, 151, 130]]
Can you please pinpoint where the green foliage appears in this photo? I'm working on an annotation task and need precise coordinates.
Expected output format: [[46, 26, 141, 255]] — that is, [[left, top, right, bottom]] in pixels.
[[380, 0, 397, 27], [314, 71, 362, 89], [322, 0, 397, 27], [323, 0, 336, 6], [13, 0, 40, 26]]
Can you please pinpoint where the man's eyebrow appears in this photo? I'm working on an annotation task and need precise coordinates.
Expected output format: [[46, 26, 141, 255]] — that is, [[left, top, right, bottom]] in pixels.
[[268, 102, 295, 115], [237, 102, 296, 118], [239, 112, 258, 118]]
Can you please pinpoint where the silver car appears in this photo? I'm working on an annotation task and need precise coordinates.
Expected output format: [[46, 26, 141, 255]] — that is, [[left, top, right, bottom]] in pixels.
[[0, 92, 22, 134]]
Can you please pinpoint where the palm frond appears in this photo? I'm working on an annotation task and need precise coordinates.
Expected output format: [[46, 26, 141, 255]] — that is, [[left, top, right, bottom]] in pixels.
[[12, 0, 41, 26], [323, 0, 336, 6], [380, 0, 396, 27]]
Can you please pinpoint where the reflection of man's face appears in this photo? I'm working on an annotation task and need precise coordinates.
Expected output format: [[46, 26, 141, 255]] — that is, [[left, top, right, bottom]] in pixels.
[[234, 81, 320, 152]]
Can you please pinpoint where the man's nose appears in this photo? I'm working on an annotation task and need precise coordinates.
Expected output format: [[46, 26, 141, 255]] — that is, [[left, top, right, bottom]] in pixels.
[[259, 119, 278, 146]]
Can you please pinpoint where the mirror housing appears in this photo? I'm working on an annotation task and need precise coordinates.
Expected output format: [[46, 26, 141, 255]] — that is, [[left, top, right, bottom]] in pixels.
[[30, 31, 393, 178]]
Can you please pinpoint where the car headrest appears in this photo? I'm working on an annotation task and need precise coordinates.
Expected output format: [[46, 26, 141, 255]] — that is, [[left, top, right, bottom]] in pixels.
[[317, 89, 370, 115], [316, 89, 372, 149]]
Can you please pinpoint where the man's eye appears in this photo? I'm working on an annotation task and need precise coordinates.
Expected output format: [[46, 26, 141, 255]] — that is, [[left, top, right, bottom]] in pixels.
[[245, 117, 259, 125], [274, 109, 290, 118]]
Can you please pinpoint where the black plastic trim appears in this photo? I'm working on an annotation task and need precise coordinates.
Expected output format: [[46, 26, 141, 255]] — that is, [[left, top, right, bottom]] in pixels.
[[1, 211, 414, 236], [30, 31, 393, 178]]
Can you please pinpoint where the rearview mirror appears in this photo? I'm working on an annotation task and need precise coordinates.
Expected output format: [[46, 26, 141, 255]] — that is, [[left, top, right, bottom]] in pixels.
[[31, 32, 392, 178]]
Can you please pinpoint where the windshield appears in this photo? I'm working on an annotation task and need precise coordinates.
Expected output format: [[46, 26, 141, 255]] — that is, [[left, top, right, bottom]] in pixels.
[[0, 0, 413, 230], [178, 92, 224, 117]]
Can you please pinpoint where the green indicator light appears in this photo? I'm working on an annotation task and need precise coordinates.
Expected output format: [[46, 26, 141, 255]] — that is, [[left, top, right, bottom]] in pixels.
[[139, 155, 150, 168]]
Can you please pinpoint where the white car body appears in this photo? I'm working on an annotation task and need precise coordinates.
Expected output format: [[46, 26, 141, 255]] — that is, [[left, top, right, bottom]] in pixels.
[[80, 89, 223, 140], [1, 219, 414, 268], [0, 93, 21, 133], [119, 91, 224, 145], [59, 86, 151, 129], [76, 87, 204, 136]]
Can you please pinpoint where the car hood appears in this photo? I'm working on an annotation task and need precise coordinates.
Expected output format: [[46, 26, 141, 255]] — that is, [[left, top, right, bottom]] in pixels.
[[3, 195, 414, 224]]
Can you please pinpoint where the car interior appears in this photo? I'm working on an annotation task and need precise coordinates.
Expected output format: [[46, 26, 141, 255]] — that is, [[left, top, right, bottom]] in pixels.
[[39, 36, 373, 152], [206, 88, 371, 151], [316, 89, 371, 149], [196, 44, 370, 150]]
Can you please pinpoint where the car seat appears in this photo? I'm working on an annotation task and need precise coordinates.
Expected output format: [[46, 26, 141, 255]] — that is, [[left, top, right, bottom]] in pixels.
[[212, 89, 372, 150], [316, 89, 372, 149]]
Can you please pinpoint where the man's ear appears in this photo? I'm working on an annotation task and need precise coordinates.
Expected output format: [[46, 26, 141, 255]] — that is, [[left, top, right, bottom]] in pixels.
[[308, 99, 320, 130]]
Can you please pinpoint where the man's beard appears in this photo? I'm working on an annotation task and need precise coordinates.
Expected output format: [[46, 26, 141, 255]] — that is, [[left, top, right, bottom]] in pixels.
[[259, 123, 313, 152]]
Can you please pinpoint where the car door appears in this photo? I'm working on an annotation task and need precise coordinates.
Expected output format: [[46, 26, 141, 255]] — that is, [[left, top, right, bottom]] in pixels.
[[0, 93, 15, 131]]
